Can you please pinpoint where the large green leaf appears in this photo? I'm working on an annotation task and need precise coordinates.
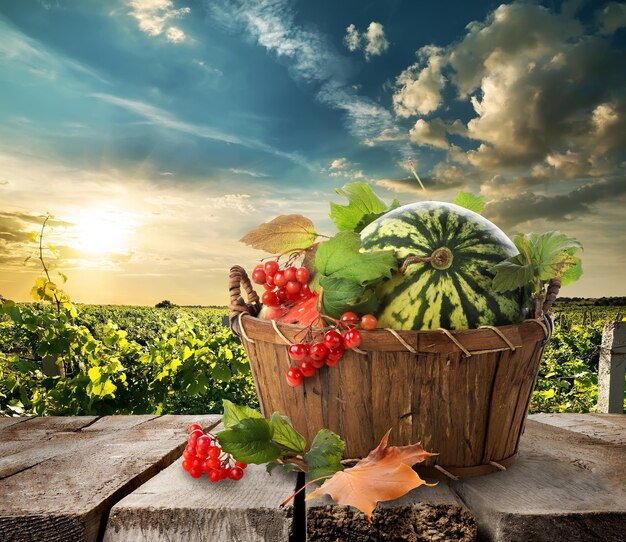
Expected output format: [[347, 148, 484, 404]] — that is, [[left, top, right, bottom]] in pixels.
[[452, 192, 485, 214], [270, 412, 307, 455], [318, 276, 364, 319], [222, 399, 263, 429], [239, 214, 318, 254], [330, 182, 398, 232], [303, 428, 345, 482], [217, 418, 282, 464], [315, 231, 397, 286], [491, 258, 534, 292]]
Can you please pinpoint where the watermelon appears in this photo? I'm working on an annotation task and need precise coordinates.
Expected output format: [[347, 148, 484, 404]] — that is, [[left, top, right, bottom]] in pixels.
[[360, 202, 522, 330], [258, 293, 320, 326]]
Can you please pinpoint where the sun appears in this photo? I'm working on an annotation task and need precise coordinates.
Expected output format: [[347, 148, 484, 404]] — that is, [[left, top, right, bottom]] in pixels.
[[68, 208, 133, 255]]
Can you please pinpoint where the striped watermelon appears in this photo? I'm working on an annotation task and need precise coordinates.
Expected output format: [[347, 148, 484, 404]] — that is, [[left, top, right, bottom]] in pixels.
[[360, 202, 522, 331]]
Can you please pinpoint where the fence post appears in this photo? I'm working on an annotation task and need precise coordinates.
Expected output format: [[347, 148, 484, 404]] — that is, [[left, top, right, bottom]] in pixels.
[[597, 321, 626, 413]]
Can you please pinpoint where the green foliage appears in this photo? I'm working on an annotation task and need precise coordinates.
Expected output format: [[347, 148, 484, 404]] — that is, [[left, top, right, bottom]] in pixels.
[[452, 192, 485, 214], [491, 232, 583, 293], [216, 401, 344, 478], [0, 301, 257, 416], [329, 182, 399, 233]]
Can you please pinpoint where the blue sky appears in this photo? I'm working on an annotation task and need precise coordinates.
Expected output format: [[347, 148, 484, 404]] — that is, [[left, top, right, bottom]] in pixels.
[[0, 0, 625, 304]]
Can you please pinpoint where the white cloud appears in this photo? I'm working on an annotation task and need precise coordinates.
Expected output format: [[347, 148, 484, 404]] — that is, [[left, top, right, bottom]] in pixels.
[[323, 157, 365, 180], [409, 118, 448, 149], [206, 194, 255, 214], [364, 22, 389, 60], [344, 21, 389, 60], [228, 168, 269, 178], [127, 0, 190, 43], [210, 2, 407, 155], [344, 24, 360, 52], [393, 46, 446, 117]]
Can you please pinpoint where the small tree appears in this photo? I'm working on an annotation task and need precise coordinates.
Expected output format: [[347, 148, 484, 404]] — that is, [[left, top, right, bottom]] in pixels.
[[155, 300, 175, 308]]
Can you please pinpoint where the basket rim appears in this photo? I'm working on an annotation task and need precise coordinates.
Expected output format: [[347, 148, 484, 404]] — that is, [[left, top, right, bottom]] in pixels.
[[235, 314, 548, 355]]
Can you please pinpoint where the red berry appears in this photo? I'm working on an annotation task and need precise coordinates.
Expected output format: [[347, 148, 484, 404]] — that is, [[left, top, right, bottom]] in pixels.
[[326, 346, 344, 366], [296, 267, 310, 284], [263, 280, 274, 290], [309, 342, 329, 361], [284, 267, 297, 282], [310, 358, 325, 369], [288, 343, 308, 361], [360, 314, 378, 330], [300, 360, 317, 377], [182, 459, 191, 471], [207, 445, 221, 458], [276, 287, 288, 303], [286, 367, 304, 387], [252, 269, 266, 284], [262, 290, 278, 306], [219, 468, 230, 480], [195, 448, 209, 460], [343, 329, 362, 349], [188, 423, 203, 433], [206, 457, 221, 470], [190, 466, 203, 478], [340, 312, 359, 328], [208, 469, 221, 482], [183, 449, 194, 460], [229, 466, 245, 480], [192, 457, 203, 469], [324, 330, 342, 350], [286, 280, 301, 295], [196, 435, 211, 450], [287, 291, 301, 301], [264, 260, 279, 276], [189, 429, 203, 444], [273, 270, 287, 287], [235, 461, 248, 469]]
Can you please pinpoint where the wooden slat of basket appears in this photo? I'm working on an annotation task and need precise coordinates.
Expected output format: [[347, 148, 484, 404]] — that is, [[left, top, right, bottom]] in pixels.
[[240, 316, 544, 354]]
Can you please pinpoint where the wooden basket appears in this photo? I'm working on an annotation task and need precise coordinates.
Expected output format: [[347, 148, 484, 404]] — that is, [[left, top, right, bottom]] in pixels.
[[229, 265, 554, 479]]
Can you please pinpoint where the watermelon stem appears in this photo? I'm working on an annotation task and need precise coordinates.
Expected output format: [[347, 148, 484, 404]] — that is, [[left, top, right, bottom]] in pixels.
[[400, 247, 452, 273]]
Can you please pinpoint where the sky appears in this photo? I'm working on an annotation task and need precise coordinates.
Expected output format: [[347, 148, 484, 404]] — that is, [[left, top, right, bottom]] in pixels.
[[0, 0, 625, 306]]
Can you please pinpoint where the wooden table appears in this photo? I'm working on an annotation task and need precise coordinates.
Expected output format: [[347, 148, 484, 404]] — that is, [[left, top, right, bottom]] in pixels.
[[0, 414, 624, 542]]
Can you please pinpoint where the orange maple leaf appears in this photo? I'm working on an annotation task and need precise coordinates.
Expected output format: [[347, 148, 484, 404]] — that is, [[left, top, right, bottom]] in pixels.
[[306, 429, 438, 521]]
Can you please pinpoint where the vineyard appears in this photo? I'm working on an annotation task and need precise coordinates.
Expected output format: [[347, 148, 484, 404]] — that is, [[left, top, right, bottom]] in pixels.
[[1, 301, 624, 417]]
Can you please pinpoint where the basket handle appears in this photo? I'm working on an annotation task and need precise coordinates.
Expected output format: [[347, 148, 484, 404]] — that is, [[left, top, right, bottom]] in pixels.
[[540, 277, 561, 317], [229, 265, 261, 332]]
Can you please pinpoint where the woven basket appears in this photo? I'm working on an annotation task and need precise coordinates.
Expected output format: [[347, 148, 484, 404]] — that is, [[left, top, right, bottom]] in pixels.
[[229, 265, 555, 479]]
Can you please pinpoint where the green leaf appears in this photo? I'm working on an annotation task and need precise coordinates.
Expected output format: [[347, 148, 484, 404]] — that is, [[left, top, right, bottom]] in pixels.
[[222, 399, 263, 429], [303, 429, 345, 482], [491, 258, 534, 292], [453, 192, 485, 214], [318, 276, 364, 318], [270, 412, 307, 455], [560, 256, 583, 286], [315, 231, 397, 286], [330, 182, 398, 232], [240, 214, 318, 254], [217, 418, 282, 464]]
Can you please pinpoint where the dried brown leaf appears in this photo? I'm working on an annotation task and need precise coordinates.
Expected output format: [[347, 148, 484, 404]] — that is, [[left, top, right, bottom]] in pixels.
[[306, 430, 437, 521], [240, 215, 318, 254]]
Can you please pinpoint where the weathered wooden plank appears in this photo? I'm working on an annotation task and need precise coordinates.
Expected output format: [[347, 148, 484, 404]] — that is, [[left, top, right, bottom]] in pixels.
[[450, 419, 626, 541], [0, 417, 31, 431], [529, 413, 626, 445], [0, 415, 221, 542], [104, 459, 299, 542], [597, 321, 626, 413]]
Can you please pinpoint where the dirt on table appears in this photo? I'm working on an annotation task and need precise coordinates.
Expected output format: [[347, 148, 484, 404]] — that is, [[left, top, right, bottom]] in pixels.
[[307, 504, 477, 542]]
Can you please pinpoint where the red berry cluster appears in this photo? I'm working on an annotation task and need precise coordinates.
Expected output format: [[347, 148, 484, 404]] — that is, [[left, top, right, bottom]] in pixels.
[[285, 311, 377, 387], [252, 260, 312, 307], [181, 423, 247, 482]]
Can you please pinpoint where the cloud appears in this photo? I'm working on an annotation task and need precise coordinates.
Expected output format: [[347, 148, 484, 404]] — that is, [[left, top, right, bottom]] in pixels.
[[393, 46, 446, 117], [484, 176, 626, 229], [91, 92, 312, 168], [210, 1, 407, 156], [409, 118, 448, 149], [127, 0, 190, 43], [597, 2, 626, 35], [323, 157, 365, 180], [344, 24, 360, 52], [344, 21, 390, 60], [0, 18, 110, 85], [206, 194, 255, 214], [228, 168, 269, 178]]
